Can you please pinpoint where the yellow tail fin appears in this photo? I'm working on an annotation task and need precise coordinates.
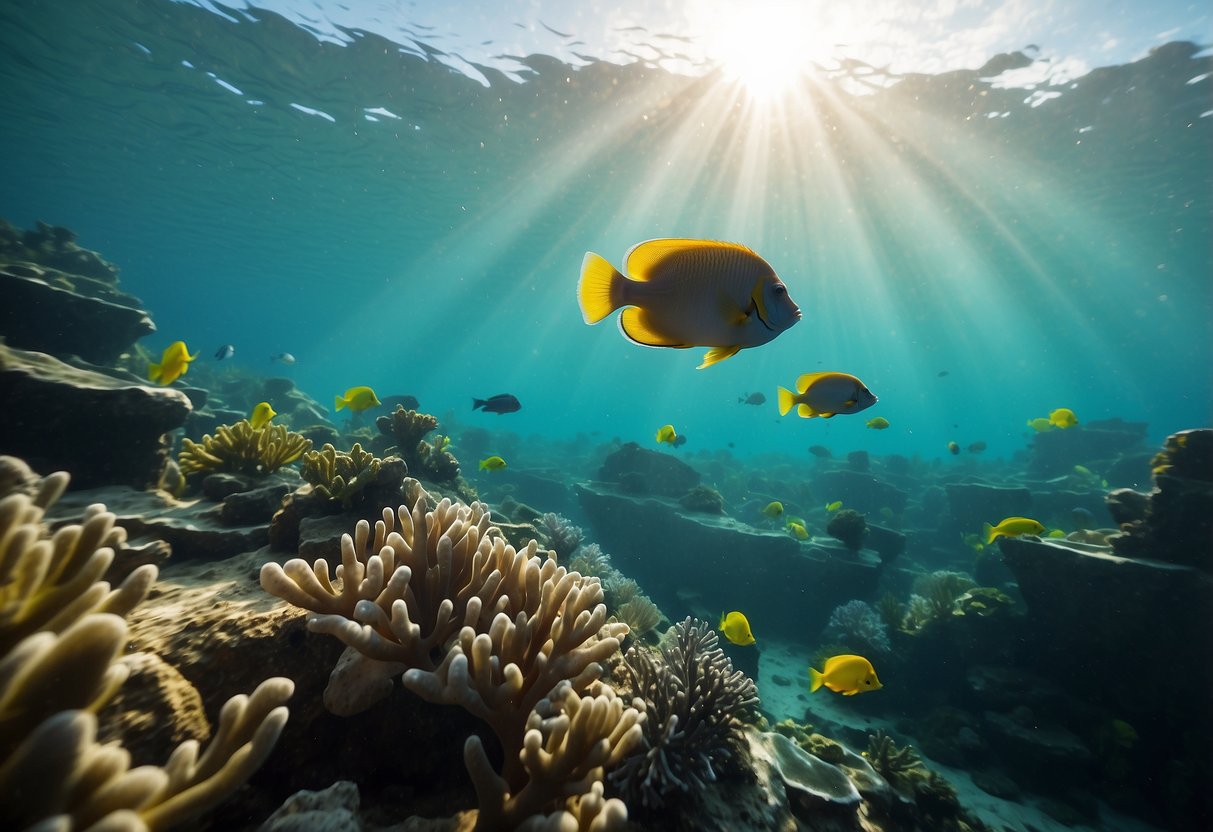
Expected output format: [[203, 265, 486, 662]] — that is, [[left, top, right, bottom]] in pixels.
[[983, 522, 998, 546], [334, 395, 347, 412], [578, 252, 624, 324], [777, 386, 795, 416], [808, 666, 824, 693]]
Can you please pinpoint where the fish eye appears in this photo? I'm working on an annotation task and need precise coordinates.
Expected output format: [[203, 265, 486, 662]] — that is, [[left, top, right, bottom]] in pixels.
[[772, 284, 786, 295], [865, 680, 872, 685]]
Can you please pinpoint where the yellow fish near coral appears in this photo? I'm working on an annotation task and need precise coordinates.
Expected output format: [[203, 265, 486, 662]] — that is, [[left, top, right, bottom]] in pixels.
[[1049, 408, 1079, 428], [655, 424, 678, 444], [778, 372, 877, 419], [479, 455, 507, 472], [787, 520, 810, 540], [809, 655, 882, 696], [825, 500, 842, 512], [250, 401, 276, 430], [719, 611, 756, 646], [762, 501, 784, 518], [866, 417, 890, 430], [983, 516, 1046, 545], [335, 386, 381, 413], [578, 239, 802, 369], [147, 341, 197, 385]]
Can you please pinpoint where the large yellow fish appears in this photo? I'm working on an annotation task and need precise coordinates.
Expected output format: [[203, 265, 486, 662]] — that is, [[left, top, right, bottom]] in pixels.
[[578, 239, 802, 369], [250, 401, 276, 430], [1049, 408, 1079, 429], [983, 516, 1046, 545], [808, 654, 882, 696], [147, 341, 197, 385], [655, 424, 678, 444], [719, 611, 756, 646], [335, 386, 381, 413], [762, 501, 784, 518], [778, 372, 877, 419]]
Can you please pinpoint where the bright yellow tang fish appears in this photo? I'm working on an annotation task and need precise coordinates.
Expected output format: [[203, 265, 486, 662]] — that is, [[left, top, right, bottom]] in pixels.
[[719, 611, 756, 646], [808, 654, 882, 696], [578, 239, 802, 369]]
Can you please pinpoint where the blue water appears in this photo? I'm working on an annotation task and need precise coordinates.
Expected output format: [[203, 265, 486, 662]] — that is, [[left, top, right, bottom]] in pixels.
[[1, 2, 1209, 463], [2, 3, 1212, 830]]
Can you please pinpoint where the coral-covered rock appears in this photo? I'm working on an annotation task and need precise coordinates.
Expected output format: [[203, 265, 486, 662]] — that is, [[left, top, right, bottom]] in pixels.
[[1027, 418, 1148, 478], [1110, 429, 1213, 571], [597, 442, 700, 498], [0, 342, 190, 489], [577, 482, 880, 637], [0, 266, 155, 364]]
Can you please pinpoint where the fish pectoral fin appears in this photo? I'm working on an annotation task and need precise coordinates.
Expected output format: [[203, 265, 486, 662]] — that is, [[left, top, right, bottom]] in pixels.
[[619, 307, 685, 348], [820, 412, 837, 419], [697, 345, 742, 369], [719, 293, 750, 327], [843, 689, 858, 696]]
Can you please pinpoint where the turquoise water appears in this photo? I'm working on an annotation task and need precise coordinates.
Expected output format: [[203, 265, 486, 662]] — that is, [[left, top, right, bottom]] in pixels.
[[2, 3, 1212, 830], [1, 1, 1209, 461]]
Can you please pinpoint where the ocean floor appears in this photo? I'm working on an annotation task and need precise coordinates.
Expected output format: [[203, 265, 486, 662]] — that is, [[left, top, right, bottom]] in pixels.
[[755, 638, 1164, 832]]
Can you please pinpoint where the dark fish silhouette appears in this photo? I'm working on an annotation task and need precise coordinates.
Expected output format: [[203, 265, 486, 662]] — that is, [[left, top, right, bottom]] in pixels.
[[808, 445, 832, 459], [967, 441, 987, 453], [937, 370, 949, 377], [473, 393, 521, 414], [739, 392, 766, 405], [214, 344, 235, 360]]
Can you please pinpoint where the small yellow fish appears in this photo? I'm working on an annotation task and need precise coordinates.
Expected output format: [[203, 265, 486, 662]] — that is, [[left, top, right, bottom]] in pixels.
[[947, 441, 960, 455], [579, 239, 802, 369], [961, 532, 985, 552], [335, 386, 382, 413], [825, 500, 842, 512], [655, 424, 678, 444], [719, 611, 756, 646], [147, 341, 197, 385], [808, 655, 882, 696], [479, 455, 507, 472], [983, 516, 1046, 545], [1049, 408, 1079, 429], [762, 501, 784, 518], [250, 401, 276, 430], [865, 417, 890, 430], [1047, 529, 1067, 538], [787, 520, 810, 540], [778, 372, 877, 419], [1027, 417, 1054, 433]]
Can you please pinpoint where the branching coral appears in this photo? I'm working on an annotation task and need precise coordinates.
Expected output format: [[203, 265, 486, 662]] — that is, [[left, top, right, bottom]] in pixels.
[[609, 617, 760, 809], [0, 464, 293, 831], [823, 600, 891, 655], [375, 406, 460, 484], [568, 542, 610, 579], [300, 442, 405, 508], [179, 419, 312, 477], [907, 572, 980, 630], [540, 512, 584, 558], [616, 596, 661, 639], [863, 730, 924, 794], [260, 478, 636, 830]]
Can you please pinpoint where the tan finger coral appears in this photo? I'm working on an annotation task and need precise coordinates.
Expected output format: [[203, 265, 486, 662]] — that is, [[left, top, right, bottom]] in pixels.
[[179, 419, 312, 477], [0, 461, 294, 831], [261, 478, 637, 830]]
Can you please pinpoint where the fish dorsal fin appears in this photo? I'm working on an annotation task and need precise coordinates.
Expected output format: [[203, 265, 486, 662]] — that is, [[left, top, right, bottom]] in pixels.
[[619, 307, 686, 348], [623, 238, 756, 280], [698, 345, 741, 369], [795, 372, 832, 393]]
